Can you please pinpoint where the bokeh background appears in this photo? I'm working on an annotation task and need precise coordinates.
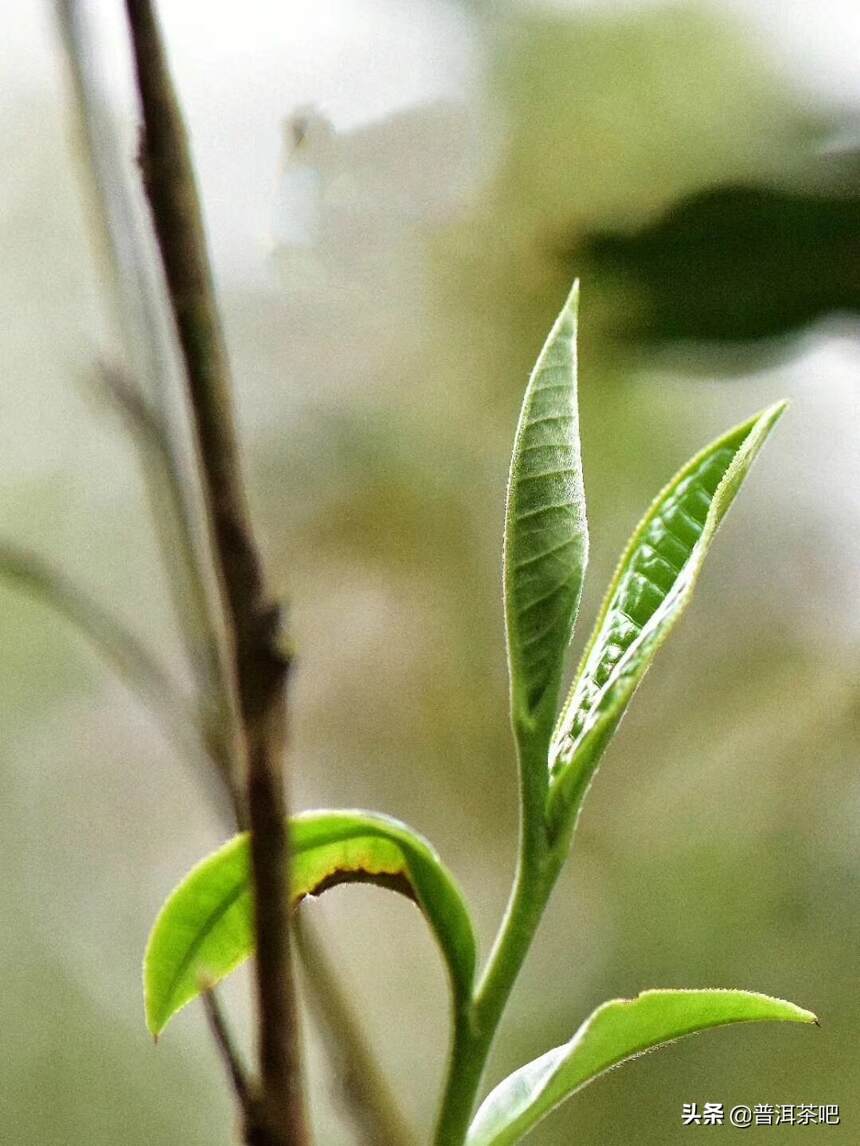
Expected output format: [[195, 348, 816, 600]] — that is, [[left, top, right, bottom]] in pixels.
[[1, 1, 858, 1143]]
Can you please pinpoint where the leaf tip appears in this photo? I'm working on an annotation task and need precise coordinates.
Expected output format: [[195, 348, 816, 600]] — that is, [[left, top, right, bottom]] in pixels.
[[792, 1003, 819, 1027], [145, 1003, 165, 1041], [760, 397, 789, 428], [145, 1001, 162, 1041], [552, 278, 580, 339]]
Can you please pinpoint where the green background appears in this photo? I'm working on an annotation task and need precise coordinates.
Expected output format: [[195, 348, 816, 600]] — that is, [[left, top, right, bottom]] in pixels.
[[1, 2, 857, 1142]]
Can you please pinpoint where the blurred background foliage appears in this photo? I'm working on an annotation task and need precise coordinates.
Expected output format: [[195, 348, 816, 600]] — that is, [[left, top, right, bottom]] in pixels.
[[0, 1, 857, 1143]]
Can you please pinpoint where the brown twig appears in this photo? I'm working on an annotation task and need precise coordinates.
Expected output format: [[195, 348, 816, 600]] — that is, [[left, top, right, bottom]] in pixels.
[[295, 917, 415, 1146], [123, 2, 307, 1142], [200, 980, 255, 1116], [0, 543, 193, 739], [60, 7, 409, 1140], [56, 0, 245, 824], [0, 541, 240, 822], [93, 360, 244, 817]]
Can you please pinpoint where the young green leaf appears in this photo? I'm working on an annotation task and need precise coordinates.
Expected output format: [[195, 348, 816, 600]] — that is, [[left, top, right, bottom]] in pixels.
[[504, 281, 588, 749], [467, 989, 816, 1146], [547, 402, 785, 831], [144, 809, 476, 1036]]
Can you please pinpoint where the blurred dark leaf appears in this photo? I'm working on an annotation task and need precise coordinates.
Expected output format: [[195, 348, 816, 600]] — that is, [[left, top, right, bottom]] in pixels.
[[584, 180, 860, 345]]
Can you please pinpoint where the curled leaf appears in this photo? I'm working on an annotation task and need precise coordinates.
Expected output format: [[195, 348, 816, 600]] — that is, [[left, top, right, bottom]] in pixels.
[[467, 989, 816, 1146], [547, 402, 785, 831], [144, 809, 476, 1036]]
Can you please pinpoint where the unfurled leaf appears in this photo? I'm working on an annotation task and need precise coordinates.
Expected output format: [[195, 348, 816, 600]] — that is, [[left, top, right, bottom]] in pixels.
[[467, 989, 816, 1146], [144, 809, 476, 1036], [504, 281, 588, 750], [547, 402, 785, 830]]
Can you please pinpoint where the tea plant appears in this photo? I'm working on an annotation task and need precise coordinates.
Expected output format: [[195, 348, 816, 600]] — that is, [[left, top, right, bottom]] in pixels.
[[145, 285, 815, 1144], [25, 5, 812, 1144]]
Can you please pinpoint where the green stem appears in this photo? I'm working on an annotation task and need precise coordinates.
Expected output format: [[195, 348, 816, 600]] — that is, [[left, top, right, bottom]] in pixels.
[[433, 731, 566, 1145]]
